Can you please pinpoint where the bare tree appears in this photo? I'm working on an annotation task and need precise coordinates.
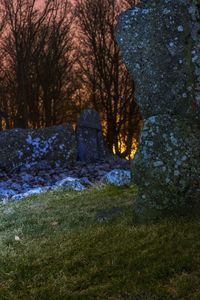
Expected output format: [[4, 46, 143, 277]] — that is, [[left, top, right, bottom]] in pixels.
[[124, 0, 138, 7], [0, 0, 53, 127], [0, 0, 74, 128], [0, 4, 7, 129], [0, 10, 4, 35], [37, 1, 74, 127], [75, 0, 142, 158]]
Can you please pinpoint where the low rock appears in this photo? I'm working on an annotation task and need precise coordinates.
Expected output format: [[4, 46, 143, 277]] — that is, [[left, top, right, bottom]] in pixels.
[[10, 182, 22, 190], [79, 177, 93, 186], [12, 187, 51, 200], [0, 155, 131, 202], [0, 188, 16, 200], [104, 169, 131, 186], [20, 173, 34, 182], [55, 177, 86, 191]]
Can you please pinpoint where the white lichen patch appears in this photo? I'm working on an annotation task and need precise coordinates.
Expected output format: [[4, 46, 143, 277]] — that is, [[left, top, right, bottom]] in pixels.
[[142, 8, 153, 15], [153, 161, 164, 167], [177, 25, 184, 32], [17, 151, 23, 159], [131, 7, 140, 16], [59, 144, 65, 151], [163, 8, 171, 14], [26, 134, 60, 162]]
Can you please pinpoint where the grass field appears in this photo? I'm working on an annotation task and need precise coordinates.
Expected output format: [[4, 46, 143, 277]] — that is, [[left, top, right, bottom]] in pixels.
[[0, 185, 200, 299]]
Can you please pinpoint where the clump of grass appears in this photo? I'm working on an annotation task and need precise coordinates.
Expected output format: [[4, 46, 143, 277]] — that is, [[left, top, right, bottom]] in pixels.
[[0, 185, 200, 299]]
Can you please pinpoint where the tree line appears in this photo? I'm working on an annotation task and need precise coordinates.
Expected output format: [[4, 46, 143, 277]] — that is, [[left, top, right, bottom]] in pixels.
[[0, 0, 142, 158]]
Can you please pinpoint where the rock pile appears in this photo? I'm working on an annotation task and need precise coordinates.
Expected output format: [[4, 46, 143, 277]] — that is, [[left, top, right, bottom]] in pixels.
[[0, 124, 76, 172], [115, 0, 200, 221], [0, 155, 130, 202], [0, 109, 109, 173], [0, 108, 132, 202]]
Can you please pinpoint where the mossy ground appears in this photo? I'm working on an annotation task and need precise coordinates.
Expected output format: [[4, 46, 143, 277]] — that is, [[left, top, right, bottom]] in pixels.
[[0, 185, 200, 299]]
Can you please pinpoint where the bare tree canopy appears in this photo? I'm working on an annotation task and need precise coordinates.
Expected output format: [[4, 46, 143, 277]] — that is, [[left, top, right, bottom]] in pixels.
[[75, 0, 142, 158], [0, 0, 74, 128]]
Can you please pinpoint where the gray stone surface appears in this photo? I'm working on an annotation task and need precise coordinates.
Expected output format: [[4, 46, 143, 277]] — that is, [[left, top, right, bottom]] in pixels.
[[12, 187, 51, 201], [115, 0, 200, 221], [116, 0, 200, 120], [104, 169, 131, 186], [76, 109, 108, 162], [55, 177, 86, 191], [0, 188, 15, 199], [77, 108, 102, 130], [0, 124, 77, 172]]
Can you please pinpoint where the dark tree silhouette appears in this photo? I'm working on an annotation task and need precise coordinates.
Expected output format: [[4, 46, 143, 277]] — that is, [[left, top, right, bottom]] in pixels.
[[0, 0, 74, 128], [125, 0, 138, 6], [37, 1, 74, 127], [1, 0, 51, 127], [75, 0, 142, 158]]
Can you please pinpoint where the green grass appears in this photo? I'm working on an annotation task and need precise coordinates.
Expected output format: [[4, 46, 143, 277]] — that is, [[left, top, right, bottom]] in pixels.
[[0, 185, 200, 299]]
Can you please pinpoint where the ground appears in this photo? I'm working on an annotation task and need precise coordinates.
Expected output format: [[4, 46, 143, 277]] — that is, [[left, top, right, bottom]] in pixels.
[[0, 185, 200, 299]]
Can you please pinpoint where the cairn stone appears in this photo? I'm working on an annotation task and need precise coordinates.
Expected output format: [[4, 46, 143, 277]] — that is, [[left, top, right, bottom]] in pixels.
[[76, 109, 108, 162], [0, 124, 77, 172], [115, 0, 200, 221]]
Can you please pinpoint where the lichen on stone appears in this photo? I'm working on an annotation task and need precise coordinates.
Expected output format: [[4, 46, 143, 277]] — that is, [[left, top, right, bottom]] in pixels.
[[115, 0, 200, 222], [0, 124, 77, 172]]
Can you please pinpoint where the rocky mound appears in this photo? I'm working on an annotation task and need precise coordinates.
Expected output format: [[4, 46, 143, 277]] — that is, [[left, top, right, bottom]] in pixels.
[[0, 155, 131, 202], [0, 124, 76, 172]]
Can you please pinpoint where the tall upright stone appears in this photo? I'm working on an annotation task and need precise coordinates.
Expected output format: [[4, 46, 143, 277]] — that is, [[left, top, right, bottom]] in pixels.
[[115, 0, 200, 222], [76, 109, 108, 162]]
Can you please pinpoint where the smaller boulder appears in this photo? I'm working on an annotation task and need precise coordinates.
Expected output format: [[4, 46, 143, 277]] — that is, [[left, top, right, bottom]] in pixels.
[[12, 187, 50, 200], [55, 177, 86, 191], [104, 169, 131, 186], [79, 177, 93, 186], [76, 109, 108, 162], [0, 188, 16, 200]]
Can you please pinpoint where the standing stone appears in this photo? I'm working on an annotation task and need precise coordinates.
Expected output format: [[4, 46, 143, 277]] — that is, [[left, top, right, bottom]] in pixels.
[[115, 0, 200, 221], [76, 109, 108, 162], [0, 124, 77, 172]]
